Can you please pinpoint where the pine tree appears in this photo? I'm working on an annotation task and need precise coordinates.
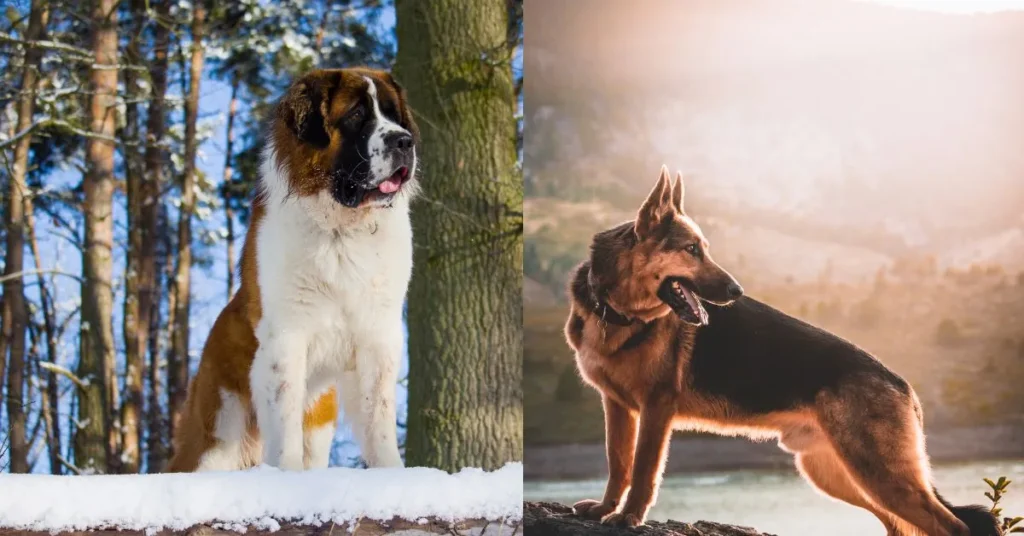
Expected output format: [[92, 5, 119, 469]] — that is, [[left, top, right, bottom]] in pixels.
[[1, 0, 49, 475], [76, 0, 120, 473]]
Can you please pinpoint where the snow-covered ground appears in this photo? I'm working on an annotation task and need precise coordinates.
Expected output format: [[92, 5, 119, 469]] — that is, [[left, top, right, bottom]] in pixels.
[[0, 462, 523, 533]]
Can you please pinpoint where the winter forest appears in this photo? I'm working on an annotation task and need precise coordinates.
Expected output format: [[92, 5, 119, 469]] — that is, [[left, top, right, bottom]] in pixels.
[[0, 0, 524, 478]]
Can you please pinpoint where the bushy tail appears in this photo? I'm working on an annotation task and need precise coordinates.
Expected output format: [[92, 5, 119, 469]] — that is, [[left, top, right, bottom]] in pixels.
[[936, 489, 1002, 536]]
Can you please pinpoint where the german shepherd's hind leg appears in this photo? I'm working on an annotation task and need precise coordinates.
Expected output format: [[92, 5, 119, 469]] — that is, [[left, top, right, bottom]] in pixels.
[[819, 382, 997, 536], [602, 395, 675, 528], [795, 449, 907, 535], [574, 395, 638, 521]]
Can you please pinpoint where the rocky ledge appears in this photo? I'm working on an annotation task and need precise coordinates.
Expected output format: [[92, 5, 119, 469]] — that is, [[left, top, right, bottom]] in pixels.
[[523, 502, 775, 536]]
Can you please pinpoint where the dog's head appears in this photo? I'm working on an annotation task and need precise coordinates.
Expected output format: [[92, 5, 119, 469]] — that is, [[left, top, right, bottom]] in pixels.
[[269, 68, 419, 209], [594, 167, 743, 326]]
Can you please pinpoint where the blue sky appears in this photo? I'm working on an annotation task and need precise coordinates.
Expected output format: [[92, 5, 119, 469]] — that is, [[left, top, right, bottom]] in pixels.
[[13, 1, 523, 471], [17, 4, 407, 470]]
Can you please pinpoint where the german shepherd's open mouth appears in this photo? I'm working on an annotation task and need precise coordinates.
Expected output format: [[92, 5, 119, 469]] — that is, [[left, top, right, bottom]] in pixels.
[[657, 276, 709, 326]]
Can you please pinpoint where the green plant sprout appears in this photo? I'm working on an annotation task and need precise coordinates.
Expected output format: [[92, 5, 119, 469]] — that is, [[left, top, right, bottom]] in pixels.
[[984, 476, 1024, 533]]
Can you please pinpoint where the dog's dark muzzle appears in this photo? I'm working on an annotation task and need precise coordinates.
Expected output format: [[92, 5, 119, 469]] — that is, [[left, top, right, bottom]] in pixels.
[[658, 277, 709, 326], [334, 175, 368, 208], [331, 148, 415, 208]]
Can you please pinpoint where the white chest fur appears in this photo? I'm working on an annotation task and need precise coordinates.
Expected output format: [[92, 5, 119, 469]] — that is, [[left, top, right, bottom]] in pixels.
[[255, 191, 412, 377], [246, 153, 411, 471]]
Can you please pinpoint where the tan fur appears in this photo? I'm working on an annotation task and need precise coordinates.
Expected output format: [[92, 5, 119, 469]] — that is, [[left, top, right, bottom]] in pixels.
[[168, 200, 266, 472], [567, 168, 977, 536]]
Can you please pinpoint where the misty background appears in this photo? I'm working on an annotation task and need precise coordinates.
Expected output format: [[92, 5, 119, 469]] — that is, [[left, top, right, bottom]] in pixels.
[[523, 0, 1024, 480]]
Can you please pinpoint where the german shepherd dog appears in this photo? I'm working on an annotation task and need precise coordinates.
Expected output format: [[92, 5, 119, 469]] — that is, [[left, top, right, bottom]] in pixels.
[[565, 167, 1000, 536]]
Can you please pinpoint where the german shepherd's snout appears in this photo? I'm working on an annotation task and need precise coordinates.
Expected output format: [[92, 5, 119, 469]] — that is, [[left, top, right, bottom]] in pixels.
[[565, 166, 1000, 536], [590, 167, 743, 327]]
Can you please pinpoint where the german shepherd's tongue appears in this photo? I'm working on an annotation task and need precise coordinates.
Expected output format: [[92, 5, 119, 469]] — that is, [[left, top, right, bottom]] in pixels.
[[658, 277, 709, 326]]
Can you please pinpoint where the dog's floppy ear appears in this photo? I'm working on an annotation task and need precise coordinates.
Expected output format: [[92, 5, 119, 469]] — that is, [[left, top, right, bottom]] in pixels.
[[635, 165, 673, 239], [279, 76, 330, 147], [671, 171, 685, 213]]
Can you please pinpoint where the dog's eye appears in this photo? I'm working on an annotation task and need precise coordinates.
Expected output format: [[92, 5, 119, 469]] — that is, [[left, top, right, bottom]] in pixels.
[[684, 243, 702, 258], [344, 104, 366, 125]]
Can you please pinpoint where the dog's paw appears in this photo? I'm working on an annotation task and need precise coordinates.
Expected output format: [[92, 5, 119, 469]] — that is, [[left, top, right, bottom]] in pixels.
[[273, 452, 306, 472], [572, 499, 617, 520], [601, 511, 643, 528]]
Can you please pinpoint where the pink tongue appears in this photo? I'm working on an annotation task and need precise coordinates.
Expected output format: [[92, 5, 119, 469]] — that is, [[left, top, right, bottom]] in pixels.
[[378, 177, 402, 194]]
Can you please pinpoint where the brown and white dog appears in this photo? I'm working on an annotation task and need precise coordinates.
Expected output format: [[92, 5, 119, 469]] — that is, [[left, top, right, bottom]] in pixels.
[[168, 68, 419, 472]]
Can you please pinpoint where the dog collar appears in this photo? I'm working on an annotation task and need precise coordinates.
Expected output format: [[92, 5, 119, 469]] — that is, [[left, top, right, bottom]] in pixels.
[[586, 269, 637, 327], [594, 298, 637, 327]]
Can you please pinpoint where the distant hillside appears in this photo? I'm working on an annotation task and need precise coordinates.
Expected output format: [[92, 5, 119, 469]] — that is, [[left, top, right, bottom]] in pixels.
[[523, 0, 1024, 448], [525, 0, 1024, 256]]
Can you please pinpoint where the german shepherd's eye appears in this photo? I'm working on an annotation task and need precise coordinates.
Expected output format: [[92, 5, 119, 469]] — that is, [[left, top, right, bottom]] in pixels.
[[684, 243, 702, 258]]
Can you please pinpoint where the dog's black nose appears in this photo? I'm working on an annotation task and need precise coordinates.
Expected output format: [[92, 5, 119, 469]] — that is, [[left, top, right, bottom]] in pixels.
[[385, 132, 414, 151], [726, 282, 744, 300]]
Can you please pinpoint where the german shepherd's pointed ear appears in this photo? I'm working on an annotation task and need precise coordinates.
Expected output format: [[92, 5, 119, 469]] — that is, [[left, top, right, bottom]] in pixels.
[[635, 166, 675, 239], [671, 171, 685, 213]]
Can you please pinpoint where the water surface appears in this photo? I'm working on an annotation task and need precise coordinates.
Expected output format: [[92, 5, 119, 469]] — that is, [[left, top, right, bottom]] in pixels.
[[526, 460, 1024, 535]]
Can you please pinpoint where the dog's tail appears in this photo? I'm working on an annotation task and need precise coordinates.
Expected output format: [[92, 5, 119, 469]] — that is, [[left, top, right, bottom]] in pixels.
[[935, 488, 1002, 536]]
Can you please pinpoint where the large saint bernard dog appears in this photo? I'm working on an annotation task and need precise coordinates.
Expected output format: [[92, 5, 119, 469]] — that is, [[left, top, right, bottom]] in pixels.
[[168, 67, 418, 472]]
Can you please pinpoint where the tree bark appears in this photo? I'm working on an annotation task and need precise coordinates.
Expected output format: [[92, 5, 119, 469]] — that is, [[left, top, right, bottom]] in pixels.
[[2, 0, 49, 475], [168, 0, 207, 440], [222, 76, 239, 299], [119, 0, 147, 474], [156, 202, 176, 468], [26, 202, 62, 473], [76, 0, 120, 474], [142, 0, 172, 473], [396, 0, 524, 471]]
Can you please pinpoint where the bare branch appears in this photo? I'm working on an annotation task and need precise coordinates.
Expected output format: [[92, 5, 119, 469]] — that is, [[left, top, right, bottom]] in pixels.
[[0, 117, 126, 150], [38, 361, 88, 390], [56, 454, 81, 475], [0, 32, 93, 58], [0, 269, 84, 284]]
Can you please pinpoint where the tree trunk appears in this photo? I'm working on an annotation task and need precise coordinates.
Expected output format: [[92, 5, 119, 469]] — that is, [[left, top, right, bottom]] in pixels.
[[315, 0, 329, 54], [395, 0, 524, 471], [146, 204, 172, 472], [26, 202, 62, 474], [168, 0, 206, 439], [76, 0, 120, 474], [120, 0, 147, 474], [142, 0, 172, 473], [222, 76, 239, 299], [2, 0, 49, 475]]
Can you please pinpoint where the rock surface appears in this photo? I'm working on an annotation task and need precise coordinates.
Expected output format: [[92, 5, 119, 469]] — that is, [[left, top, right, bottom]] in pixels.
[[523, 502, 775, 536]]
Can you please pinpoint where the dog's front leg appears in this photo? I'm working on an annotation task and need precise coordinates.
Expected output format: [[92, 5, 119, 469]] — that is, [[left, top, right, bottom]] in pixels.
[[603, 395, 675, 528], [251, 326, 308, 471], [574, 395, 638, 520], [353, 328, 403, 468]]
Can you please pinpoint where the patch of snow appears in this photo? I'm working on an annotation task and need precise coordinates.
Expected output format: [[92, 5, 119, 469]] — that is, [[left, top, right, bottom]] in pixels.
[[0, 462, 523, 533]]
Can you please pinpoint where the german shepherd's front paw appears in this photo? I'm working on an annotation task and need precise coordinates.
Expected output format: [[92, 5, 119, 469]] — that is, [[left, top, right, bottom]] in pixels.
[[601, 511, 643, 528], [572, 499, 617, 520]]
